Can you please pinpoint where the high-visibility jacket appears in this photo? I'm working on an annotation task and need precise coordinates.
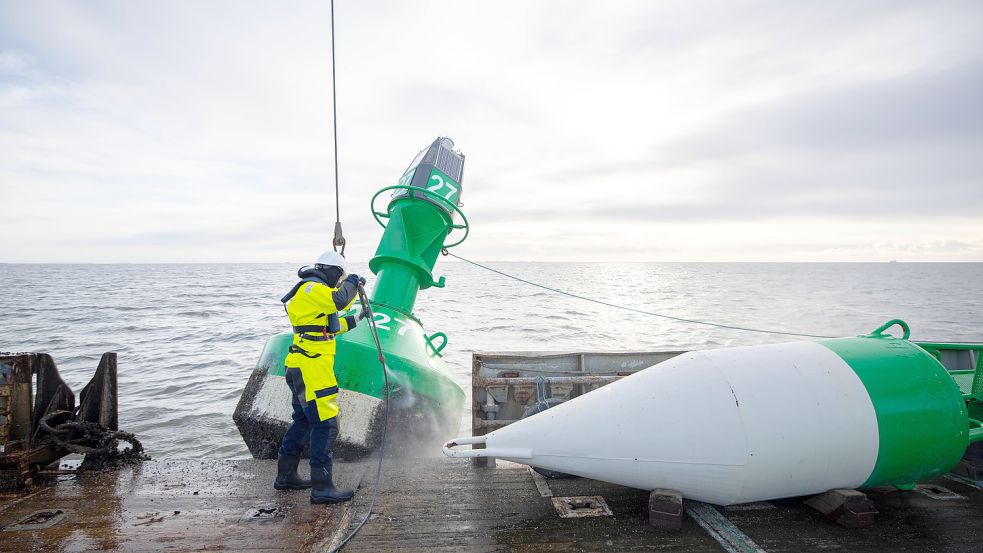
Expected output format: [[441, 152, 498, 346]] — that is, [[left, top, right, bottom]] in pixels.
[[283, 278, 358, 421]]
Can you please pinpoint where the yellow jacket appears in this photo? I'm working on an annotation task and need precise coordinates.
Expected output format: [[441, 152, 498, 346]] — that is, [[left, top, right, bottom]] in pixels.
[[283, 277, 358, 420]]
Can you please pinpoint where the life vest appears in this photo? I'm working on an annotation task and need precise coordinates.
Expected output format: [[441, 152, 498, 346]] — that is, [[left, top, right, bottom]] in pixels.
[[281, 276, 341, 338]]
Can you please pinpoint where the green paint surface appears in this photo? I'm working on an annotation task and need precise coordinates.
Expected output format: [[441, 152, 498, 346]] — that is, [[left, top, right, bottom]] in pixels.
[[369, 192, 453, 294], [353, 177, 465, 414], [260, 173, 468, 420], [821, 336, 968, 487], [261, 333, 292, 377], [260, 322, 463, 421]]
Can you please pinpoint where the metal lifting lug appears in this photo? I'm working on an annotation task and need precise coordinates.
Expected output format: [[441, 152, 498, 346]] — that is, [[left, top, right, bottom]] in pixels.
[[332, 221, 346, 256]]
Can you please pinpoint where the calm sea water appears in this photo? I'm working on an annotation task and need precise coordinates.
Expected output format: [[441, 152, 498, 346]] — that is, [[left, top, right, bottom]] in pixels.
[[1, 262, 981, 459]]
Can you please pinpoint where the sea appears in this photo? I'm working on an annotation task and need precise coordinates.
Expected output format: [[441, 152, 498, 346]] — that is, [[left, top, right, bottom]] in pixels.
[[1, 262, 981, 459]]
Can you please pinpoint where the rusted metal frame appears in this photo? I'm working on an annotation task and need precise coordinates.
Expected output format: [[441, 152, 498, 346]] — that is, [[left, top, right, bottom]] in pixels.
[[1, 354, 56, 491], [475, 375, 623, 387], [0, 383, 10, 448], [471, 355, 493, 467], [575, 353, 586, 400], [1, 352, 122, 490]]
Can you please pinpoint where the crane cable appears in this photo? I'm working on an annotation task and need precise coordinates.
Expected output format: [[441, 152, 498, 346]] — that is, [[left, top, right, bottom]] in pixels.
[[330, 0, 345, 256], [441, 250, 834, 339], [322, 5, 388, 551]]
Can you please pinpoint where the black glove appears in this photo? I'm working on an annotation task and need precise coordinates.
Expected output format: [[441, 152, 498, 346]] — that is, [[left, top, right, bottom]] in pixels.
[[357, 308, 371, 321], [345, 273, 367, 287]]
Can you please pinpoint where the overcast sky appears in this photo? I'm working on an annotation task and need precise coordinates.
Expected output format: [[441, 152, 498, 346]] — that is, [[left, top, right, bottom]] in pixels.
[[1, 0, 981, 263]]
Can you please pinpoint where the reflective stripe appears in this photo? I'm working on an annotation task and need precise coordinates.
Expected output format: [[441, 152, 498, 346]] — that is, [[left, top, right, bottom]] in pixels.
[[280, 276, 328, 305], [315, 386, 339, 398]]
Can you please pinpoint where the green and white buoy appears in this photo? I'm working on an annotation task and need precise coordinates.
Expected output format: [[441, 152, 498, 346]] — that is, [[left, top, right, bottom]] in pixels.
[[235, 137, 469, 458], [445, 320, 982, 504]]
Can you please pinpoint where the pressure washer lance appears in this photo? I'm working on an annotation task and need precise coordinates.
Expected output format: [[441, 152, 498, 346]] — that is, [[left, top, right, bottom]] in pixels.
[[326, 283, 391, 553]]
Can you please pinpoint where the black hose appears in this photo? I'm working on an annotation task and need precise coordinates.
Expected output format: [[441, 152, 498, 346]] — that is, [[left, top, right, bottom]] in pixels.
[[326, 283, 390, 552]]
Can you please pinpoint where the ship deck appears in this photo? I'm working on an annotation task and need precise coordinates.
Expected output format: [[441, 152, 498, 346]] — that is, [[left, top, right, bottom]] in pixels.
[[3, 455, 983, 552]]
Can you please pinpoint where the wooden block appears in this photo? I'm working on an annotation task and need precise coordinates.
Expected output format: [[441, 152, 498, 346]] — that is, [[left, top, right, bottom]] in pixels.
[[805, 488, 878, 529], [648, 488, 684, 531]]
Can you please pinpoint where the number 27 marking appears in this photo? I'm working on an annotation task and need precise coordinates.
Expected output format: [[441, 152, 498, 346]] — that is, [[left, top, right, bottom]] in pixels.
[[427, 175, 458, 201], [372, 313, 412, 336]]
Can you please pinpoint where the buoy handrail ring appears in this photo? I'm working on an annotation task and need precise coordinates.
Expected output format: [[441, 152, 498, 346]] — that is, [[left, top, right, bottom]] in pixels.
[[370, 185, 470, 248]]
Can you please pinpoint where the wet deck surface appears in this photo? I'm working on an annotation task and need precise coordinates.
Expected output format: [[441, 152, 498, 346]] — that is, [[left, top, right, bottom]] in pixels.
[[4, 457, 983, 552], [0, 459, 366, 552], [343, 460, 983, 553]]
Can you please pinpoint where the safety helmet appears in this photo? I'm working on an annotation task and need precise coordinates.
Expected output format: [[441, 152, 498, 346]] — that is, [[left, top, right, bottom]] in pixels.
[[314, 250, 347, 273]]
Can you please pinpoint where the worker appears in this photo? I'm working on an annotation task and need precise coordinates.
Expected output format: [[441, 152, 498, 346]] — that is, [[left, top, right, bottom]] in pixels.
[[274, 250, 367, 504]]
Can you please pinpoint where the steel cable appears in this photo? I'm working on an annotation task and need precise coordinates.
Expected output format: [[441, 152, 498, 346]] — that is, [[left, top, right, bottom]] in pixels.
[[442, 251, 833, 339], [330, 0, 340, 225], [329, 0, 346, 255]]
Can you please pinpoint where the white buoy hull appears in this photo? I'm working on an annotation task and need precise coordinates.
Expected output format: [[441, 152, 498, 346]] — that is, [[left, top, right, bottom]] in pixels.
[[450, 341, 882, 505]]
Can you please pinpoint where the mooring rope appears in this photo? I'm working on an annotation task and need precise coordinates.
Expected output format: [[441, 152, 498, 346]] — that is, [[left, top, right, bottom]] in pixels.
[[38, 410, 149, 470], [442, 251, 833, 339]]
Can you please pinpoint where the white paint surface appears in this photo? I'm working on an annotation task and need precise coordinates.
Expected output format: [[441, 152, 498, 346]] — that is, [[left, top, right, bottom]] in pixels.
[[479, 341, 879, 505]]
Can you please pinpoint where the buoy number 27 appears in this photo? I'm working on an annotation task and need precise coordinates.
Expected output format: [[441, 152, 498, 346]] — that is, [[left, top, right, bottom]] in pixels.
[[371, 312, 417, 336], [427, 174, 458, 202]]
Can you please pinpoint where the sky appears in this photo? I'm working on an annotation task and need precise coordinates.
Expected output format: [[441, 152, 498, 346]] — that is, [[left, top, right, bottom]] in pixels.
[[1, 0, 981, 263]]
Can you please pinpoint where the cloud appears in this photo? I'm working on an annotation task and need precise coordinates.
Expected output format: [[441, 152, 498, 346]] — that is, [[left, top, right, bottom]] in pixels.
[[535, 59, 983, 223], [0, 0, 981, 262]]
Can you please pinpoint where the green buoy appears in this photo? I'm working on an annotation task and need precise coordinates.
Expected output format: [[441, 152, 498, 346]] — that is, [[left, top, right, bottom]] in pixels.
[[234, 137, 469, 458]]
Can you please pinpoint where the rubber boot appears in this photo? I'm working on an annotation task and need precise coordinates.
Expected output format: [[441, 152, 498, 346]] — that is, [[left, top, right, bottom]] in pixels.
[[310, 463, 354, 504], [274, 454, 312, 491]]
